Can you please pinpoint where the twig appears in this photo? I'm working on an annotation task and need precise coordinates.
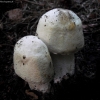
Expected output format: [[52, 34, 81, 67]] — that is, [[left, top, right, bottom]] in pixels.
[[0, 44, 14, 47], [23, 0, 44, 6]]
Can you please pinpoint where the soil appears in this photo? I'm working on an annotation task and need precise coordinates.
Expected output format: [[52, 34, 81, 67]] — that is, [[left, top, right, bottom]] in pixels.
[[0, 0, 100, 100]]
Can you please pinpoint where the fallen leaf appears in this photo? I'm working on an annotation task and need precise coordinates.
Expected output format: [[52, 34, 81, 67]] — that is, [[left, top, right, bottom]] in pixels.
[[25, 90, 38, 100], [7, 8, 23, 21]]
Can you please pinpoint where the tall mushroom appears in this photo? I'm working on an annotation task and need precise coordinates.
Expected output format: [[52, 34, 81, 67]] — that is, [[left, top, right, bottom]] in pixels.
[[13, 35, 54, 93], [36, 8, 84, 83]]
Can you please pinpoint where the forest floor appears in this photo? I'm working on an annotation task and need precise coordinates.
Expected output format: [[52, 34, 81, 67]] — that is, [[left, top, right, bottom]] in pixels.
[[0, 0, 100, 100]]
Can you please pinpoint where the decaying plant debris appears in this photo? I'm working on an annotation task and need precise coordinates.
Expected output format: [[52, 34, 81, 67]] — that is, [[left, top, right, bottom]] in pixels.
[[0, 0, 100, 100]]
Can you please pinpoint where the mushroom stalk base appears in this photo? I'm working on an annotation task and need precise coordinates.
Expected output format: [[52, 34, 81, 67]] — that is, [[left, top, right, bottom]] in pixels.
[[28, 82, 51, 93], [50, 53, 75, 83]]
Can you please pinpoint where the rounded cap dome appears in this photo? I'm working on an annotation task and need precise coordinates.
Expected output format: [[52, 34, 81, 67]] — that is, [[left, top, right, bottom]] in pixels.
[[13, 35, 54, 93], [36, 8, 84, 54]]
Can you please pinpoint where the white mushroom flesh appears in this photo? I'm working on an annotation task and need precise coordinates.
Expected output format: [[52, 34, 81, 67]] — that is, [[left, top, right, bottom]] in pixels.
[[13, 35, 54, 93], [36, 8, 84, 54], [51, 53, 75, 83]]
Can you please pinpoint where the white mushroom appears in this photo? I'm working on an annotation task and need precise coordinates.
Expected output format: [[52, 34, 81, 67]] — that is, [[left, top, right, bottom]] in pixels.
[[36, 8, 84, 83], [50, 53, 75, 83], [13, 35, 54, 93]]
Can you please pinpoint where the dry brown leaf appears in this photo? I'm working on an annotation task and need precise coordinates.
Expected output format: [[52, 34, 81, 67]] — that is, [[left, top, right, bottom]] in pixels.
[[25, 90, 38, 100], [7, 8, 23, 21]]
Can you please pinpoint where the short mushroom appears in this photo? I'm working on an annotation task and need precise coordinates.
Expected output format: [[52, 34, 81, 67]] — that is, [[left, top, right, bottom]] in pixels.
[[36, 8, 84, 83], [13, 35, 54, 93]]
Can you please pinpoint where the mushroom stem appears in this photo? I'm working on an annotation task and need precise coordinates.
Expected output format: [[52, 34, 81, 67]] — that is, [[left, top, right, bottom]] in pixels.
[[28, 82, 51, 93], [50, 53, 75, 83]]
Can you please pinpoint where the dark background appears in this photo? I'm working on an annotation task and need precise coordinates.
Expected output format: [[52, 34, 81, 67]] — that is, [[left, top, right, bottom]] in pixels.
[[0, 0, 100, 100]]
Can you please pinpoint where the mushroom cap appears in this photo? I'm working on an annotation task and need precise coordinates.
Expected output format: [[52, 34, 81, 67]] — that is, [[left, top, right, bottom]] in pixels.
[[13, 35, 54, 93], [36, 8, 84, 54]]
